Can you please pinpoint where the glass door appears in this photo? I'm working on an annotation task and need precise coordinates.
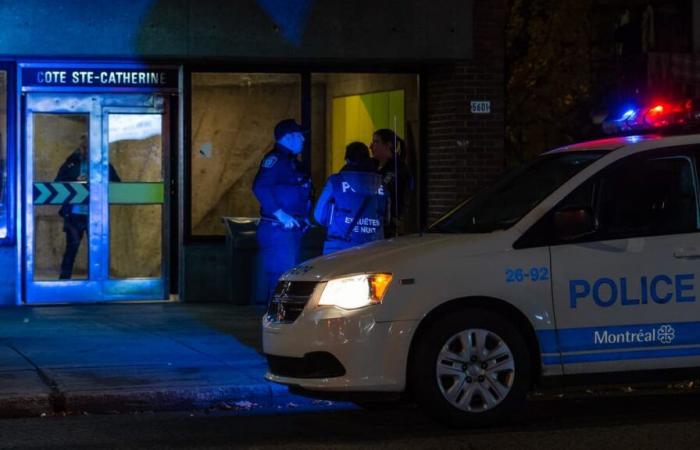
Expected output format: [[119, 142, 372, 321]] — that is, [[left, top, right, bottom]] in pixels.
[[103, 109, 167, 299], [25, 93, 168, 303]]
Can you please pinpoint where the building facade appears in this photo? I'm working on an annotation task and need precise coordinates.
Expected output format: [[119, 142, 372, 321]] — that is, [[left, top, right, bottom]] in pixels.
[[0, 0, 505, 306]]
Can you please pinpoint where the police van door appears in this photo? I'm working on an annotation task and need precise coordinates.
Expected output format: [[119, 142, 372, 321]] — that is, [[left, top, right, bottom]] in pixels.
[[550, 147, 700, 374], [25, 93, 169, 303]]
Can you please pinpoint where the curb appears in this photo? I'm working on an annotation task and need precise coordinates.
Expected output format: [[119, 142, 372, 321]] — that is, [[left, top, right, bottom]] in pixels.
[[0, 394, 53, 418], [0, 381, 298, 417], [63, 381, 294, 414]]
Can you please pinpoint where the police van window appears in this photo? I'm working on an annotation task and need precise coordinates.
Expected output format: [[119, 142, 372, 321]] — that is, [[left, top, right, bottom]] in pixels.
[[429, 151, 604, 233], [518, 149, 700, 248], [190, 73, 301, 236], [597, 154, 698, 239], [0, 70, 7, 240]]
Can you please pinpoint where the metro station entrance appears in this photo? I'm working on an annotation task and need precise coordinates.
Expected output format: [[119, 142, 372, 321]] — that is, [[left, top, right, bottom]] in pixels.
[[21, 64, 178, 304]]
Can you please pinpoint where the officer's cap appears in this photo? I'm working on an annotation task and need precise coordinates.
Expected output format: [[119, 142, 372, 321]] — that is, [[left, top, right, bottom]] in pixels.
[[274, 119, 306, 141]]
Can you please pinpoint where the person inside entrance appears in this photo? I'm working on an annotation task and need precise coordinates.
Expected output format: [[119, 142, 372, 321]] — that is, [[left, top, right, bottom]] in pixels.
[[55, 134, 121, 280]]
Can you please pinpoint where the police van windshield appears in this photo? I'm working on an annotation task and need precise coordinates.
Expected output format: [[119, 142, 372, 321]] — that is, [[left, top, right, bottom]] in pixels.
[[429, 151, 605, 233]]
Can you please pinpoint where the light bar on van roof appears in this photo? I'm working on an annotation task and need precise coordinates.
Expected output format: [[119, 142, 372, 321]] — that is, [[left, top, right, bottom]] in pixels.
[[602, 99, 698, 135]]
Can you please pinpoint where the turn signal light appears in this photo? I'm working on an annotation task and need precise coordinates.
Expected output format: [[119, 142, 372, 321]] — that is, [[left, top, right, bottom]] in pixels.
[[369, 273, 393, 302]]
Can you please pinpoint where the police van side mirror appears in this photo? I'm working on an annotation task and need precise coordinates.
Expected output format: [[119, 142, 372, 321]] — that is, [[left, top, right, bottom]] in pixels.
[[554, 206, 596, 241]]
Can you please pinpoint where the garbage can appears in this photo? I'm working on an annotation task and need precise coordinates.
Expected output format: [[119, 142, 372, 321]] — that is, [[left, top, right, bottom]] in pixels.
[[223, 217, 326, 305], [300, 225, 325, 262], [222, 217, 267, 305]]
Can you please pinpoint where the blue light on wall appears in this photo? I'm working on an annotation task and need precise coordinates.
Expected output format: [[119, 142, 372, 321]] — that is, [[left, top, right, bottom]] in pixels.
[[0, 177, 6, 239], [0, 0, 157, 56], [256, 0, 314, 47]]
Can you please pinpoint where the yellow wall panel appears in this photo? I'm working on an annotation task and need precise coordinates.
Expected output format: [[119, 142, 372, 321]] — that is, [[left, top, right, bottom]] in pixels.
[[331, 90, 404, 173]]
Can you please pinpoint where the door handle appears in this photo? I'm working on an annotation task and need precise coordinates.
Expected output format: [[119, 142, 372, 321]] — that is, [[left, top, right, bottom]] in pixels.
[[673, 248, 700, 259]]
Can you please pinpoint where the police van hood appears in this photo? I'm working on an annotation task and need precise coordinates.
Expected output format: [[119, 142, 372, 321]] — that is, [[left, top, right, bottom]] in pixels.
[[283, 231, 513, 282]]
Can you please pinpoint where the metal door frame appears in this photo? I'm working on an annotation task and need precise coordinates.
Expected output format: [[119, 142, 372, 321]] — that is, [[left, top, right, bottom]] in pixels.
[[24, 93, 169, 303]]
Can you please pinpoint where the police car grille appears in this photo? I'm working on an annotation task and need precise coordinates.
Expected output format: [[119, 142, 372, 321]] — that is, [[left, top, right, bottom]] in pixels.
[[267, 281, 317, 323]]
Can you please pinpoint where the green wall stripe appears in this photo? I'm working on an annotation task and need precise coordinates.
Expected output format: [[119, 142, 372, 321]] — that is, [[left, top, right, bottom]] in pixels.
[[360, 89, 405, 137], [109, 183, 164, 204]]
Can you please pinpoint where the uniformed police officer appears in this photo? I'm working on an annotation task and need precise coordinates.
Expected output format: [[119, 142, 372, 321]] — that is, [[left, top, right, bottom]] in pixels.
[[314, 142, 387, 255], [253, 119, 312, 299], [370, 129, 413, 238]]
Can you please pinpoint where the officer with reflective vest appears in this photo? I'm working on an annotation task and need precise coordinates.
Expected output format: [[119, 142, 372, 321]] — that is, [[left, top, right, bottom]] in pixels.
[[253, 119, 312, 300], [314, 142, 387, 255]]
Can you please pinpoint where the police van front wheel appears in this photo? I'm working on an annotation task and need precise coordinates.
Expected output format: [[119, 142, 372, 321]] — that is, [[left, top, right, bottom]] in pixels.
[[412, 309, 532, 427]]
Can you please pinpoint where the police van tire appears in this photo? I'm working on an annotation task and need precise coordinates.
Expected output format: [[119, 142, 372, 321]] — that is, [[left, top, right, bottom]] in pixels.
[[412, 308, 532, 427]]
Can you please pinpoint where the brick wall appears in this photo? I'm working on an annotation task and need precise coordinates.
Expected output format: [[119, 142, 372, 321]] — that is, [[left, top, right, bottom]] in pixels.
[[425, 0, 506, 224]]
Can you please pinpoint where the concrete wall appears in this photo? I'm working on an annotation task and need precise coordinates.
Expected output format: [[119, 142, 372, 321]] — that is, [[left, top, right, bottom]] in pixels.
[[182, 243, 229, 303], [0, 0, 472, 61]]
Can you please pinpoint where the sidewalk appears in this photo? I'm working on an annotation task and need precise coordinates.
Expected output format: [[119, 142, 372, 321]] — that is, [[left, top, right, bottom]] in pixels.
[[0, 302, 312, 418], [4, 303, 700, 419]]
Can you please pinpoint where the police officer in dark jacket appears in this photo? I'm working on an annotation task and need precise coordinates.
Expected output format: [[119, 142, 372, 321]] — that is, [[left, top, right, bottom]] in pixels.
[[370, 129, 413, 238], [314, 142, 386, 255], [56, 134, 121, 279], [253, 119, 312, 299]]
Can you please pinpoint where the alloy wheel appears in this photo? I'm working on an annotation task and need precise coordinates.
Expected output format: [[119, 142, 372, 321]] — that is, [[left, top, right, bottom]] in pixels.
[[435, 328, 515, 412]]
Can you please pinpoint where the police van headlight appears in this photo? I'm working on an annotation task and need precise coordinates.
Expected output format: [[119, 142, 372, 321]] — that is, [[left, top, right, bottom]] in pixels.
[[318, 273, 393, 310]]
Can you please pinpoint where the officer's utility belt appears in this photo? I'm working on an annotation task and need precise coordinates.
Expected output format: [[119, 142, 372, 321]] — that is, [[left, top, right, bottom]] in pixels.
[[260, 215, 311, 232]]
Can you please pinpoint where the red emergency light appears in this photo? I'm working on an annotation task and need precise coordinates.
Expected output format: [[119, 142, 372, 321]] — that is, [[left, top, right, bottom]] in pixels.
[[602, 99, 697, 135]]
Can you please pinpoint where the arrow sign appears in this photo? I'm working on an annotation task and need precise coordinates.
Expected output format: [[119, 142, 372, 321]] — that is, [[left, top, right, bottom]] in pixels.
[[52, 183, 70, 204], [70, 183, 89, 204], [33, 182, 90, 205], [33, 183, 52, 204]]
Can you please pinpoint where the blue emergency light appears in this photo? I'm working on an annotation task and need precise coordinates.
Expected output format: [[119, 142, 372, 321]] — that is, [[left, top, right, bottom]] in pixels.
[[602, 99, 699, 135]]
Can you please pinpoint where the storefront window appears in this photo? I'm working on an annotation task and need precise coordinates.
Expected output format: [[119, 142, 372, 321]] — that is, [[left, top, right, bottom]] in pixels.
[[0, 71, 7, 240], [189, 71, 420, 238], [310, 73, 420, 234], [190, 73, 301, 236]]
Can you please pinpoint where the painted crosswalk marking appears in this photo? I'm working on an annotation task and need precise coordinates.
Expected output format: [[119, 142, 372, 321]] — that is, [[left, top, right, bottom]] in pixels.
[[33, 182, 89, 205]]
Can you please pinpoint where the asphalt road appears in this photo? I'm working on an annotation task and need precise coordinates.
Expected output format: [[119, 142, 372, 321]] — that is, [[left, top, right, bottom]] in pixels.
[[2, 391, 700, 449]]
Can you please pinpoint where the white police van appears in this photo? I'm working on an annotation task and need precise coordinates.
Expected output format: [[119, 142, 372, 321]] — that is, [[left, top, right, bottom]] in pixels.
[[263, 128, 700, 425]]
